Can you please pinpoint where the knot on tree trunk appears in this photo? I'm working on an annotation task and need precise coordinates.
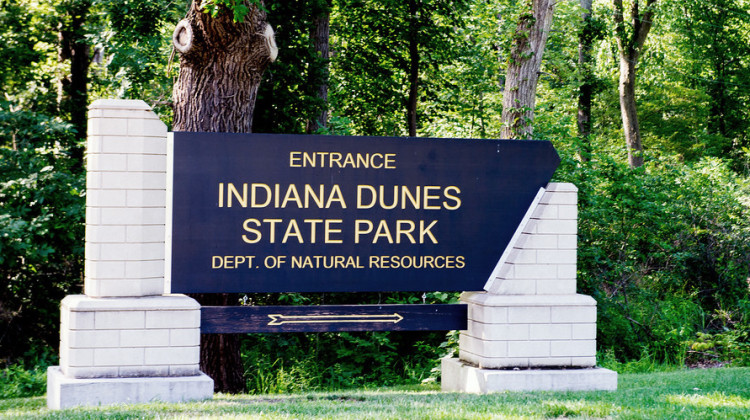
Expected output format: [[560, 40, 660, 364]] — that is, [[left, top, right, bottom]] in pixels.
[[172, 1, 278, 133], [173, 20, 194, 54]]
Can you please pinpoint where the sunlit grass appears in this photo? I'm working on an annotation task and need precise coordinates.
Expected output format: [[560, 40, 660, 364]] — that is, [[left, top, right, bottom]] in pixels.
[[1, 368, 749, 419], [665, 391, 750, 409]]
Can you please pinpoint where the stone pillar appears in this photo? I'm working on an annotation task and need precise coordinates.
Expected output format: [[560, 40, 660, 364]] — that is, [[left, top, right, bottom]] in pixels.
[[442, 183, 617, 393], [47, 100, 213, 409], [83, 99, 169, 297]]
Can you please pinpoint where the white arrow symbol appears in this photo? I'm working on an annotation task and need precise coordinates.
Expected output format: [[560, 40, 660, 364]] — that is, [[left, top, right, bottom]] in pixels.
[[267, 313, 404, 326]]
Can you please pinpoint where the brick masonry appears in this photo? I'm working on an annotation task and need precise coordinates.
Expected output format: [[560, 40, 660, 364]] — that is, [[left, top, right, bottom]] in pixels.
[[455, 184, 599, 370], [59, 295, 201, 379], [485, 183, 578, 296], [49, 100, 212, 408], [459, 293, 597, 369], [85, 99, 168, 298], [443, 183, 616, 392]]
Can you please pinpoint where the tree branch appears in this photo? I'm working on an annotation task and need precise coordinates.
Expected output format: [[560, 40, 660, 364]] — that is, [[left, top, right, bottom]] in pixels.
[[634, 0, 657, 52]]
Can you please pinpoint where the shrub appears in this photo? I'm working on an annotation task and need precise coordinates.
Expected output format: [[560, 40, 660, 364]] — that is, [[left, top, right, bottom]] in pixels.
[[0, 365, 47, 398], [557, 152, 750, 364], [0, 108, 84, 362]]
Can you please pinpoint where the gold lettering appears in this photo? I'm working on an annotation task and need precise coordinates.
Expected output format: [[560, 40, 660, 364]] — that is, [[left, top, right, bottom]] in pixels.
[[434, 256, 445, 268], [420, 220, 438, 244], [384, 153, 396, 169], [355, 220, 373, 244], [396, 220, 416, 244], [264, 218, 282, 243], [335, 255, 345, 267], [423, 186, 441, 210], [390, 256, 401, 269], [373, 220, 394, 244], [288, 152, 396, 169], [369, 255, 380, 267], [281, 184, 303, 208], [282, 219, 304, 243], [443, 186, 462, 210], [330, 152, 342, 168], [378, 185, 398, 210], [227, 183, 247, 207], [325, 219, 343, 243], [357, 185, 376, 209], [423, 256, 435, 268], [289, 151, 302, 167], [304, 219, 323, 243], [456, 256, 465, 268], [242, 218, 261, 243], [371, 153, 384, 169], [326, 185, 347, 208], [292, 256, 303, 267], [251, 183, 272, 208], [401, 186, 420, 209], [446, 256, 455, 268], [304, 184, 324, 208], [303, 152, 315, 167]]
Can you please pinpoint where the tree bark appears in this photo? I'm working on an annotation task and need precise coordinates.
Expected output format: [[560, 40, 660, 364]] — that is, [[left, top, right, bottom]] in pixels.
[[619, 56, 643, 168], [577, 0, 594, 161], [613, 0, 656, 168], [407, 0, 420, 137], [306, 5, 330, 133], [500, 0, 556, 139], [173, 1, 277, 132], [58, 0, 91, 165], [190, 293, 246, 394], [172, 0, 277, 393]]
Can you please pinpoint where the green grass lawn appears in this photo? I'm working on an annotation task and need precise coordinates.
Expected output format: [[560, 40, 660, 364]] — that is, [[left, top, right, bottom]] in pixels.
[[1, 367, 749, 419]]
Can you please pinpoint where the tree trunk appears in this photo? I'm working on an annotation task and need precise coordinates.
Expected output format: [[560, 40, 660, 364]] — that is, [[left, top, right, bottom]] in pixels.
[[58, 0, 91, 165], [190, 293, 246, 393], [577, 0, 594, 161], [173, 1, 277, 132], [306, 6, 330, 133], [500, 0, 556, 139], [172, 0, 277, 393], [613, 0, 656, 168], [619, 56, 643, 168], [407, 0, 420, 137]]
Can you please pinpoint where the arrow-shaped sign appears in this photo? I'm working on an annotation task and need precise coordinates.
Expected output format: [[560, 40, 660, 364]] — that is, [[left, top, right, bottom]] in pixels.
[[267, 313, 404, 326], [170, 132, 560, 293]]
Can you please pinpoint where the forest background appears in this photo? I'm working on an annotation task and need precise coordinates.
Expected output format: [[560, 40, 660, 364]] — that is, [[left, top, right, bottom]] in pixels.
[[0, 0, 749, 396]]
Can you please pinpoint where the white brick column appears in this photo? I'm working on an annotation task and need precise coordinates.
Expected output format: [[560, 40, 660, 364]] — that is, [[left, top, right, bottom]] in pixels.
[[85, 99, 167, 297], [442, 183, 617, 393], [48, 100, 213, 409]]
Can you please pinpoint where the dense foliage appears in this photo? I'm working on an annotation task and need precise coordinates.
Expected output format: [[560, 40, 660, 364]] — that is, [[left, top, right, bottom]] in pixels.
[[0, 108, 84, 362], [0, 0, 749, 392]]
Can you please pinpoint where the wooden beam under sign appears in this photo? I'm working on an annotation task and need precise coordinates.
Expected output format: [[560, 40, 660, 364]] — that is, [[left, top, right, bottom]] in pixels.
[[201, 304, 467, 333]]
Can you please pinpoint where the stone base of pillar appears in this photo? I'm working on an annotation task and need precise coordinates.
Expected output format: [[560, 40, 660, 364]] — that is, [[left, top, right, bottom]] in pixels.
[[48, 294, 212, 409], [459, 293, 599, 369], [47, 366, 213, 409], [441, 357, 617, 393]]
